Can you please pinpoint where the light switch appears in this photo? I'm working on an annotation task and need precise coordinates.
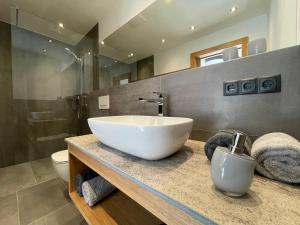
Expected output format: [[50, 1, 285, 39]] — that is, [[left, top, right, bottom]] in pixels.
[[98, 95, 109, 109]]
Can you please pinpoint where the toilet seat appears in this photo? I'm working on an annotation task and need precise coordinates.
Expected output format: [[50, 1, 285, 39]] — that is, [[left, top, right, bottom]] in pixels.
[[51, 150, 68, 164]]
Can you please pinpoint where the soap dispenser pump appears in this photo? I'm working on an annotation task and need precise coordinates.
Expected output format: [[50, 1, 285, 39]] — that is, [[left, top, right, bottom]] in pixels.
[[211, 132, 256, 197]]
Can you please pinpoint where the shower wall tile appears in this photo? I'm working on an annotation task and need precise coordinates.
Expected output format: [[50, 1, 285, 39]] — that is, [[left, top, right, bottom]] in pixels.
[[0, 21, 15, 167], [90, 45, 300, 141]]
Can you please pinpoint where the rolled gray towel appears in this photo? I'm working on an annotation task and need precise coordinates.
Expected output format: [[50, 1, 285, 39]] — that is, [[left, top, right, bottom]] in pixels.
[[82, 176, 116, 207], [75, 169, 98, 196], [251, 132, 300, 184], [204, 129, 252, 160]]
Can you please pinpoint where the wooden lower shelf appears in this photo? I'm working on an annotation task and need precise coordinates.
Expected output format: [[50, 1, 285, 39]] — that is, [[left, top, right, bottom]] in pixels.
[[70, 191, 118, 225], [69, 153, 163, 225], [70, 191, 162, 225]]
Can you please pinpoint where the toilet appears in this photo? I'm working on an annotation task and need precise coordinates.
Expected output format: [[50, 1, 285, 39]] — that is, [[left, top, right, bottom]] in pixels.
[[51, 150, 69, 182]]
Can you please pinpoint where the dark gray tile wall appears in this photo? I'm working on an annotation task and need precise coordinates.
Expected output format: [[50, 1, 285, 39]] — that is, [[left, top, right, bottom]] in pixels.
[[89, 45, 300, 141], [0, 21, 16, 167], [161, 46, 300, 140], [89, 77, 161, 117], [13, 99, 79, 163]]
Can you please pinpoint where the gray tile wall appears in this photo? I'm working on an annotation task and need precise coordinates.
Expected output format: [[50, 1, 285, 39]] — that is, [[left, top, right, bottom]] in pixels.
[[161, 46, 300, 140], [90, 46, 300, 141], [0, 21, 16, 167]]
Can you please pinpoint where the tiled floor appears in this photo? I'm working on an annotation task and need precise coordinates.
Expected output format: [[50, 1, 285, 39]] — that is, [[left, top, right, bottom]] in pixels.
[[0, 158, 87, 225]]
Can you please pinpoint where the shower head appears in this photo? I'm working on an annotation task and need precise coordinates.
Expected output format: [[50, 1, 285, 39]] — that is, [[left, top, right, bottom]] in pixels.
[[65, 47, 81, 62]]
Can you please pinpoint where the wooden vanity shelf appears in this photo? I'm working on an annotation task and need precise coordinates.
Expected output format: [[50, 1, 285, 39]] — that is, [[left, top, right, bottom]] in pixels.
[[68, 145, 163, 225]]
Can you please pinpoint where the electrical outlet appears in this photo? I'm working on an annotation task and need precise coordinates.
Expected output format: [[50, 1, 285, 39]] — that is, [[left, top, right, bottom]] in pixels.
[[239, 78, 257, 95], [223, 81, 238, 96], [258, 74, 281, 93]]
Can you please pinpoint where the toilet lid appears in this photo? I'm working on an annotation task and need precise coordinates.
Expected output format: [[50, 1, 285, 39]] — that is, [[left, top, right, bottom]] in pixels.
[[51, 150, 69, 163]]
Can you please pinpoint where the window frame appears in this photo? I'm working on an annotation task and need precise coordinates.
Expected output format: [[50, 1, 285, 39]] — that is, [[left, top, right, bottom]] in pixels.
[[190, 36, 249, 68]]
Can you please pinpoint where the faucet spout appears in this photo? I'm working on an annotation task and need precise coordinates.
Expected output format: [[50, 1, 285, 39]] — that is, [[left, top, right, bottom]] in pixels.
[[138, 98, 162, 104], [139, 92, 167, 116]]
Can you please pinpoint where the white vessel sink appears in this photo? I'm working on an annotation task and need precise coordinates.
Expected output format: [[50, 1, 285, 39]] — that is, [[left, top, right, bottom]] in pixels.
[[88, 116, 193, 160]]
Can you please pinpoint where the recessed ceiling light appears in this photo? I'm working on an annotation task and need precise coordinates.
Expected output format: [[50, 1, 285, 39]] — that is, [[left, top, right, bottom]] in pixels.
[[100, 41, 105, 45], [128, 53, 134, 57], [114, 60, 118, 63], [230, 6, 238, 13], [58, 22, 64, 28], [88, 51, 91, 55], [191, 25, 195, 31], [48, 39, 52, 43], [42, 49, 47, 53], [161, 39, 166, 44]]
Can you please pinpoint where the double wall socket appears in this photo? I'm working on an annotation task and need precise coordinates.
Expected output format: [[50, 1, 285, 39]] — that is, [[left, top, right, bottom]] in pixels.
[[223, 74, 281, 96]]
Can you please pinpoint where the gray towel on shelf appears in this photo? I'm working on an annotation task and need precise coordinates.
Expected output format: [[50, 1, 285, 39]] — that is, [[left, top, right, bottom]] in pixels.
[[204, 129, 252, 160], [75, 169, 98, 196], [251, 132, 300, 184], [82, 176, 116, 207]]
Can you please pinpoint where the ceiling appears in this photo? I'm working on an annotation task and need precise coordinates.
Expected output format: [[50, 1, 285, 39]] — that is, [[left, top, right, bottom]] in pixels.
[[0, 0, 119, 44], [101, 0, 270, 62]]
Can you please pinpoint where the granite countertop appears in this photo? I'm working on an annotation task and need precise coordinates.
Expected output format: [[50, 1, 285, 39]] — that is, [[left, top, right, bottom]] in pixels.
[[66, 135, 300, 225]]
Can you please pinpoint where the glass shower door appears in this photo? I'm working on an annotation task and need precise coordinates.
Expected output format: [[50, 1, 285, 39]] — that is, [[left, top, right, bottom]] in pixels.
[[10, 8, 84, 162]]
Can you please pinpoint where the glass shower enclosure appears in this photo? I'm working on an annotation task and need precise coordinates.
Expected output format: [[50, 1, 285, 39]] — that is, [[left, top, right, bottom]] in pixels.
[[0, 6, 97, 167]]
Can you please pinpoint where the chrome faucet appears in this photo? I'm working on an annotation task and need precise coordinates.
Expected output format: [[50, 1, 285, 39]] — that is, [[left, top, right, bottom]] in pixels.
[[139, 92, 167, 116]]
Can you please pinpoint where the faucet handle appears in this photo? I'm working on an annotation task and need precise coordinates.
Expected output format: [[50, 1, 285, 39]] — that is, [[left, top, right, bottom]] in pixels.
[[153, 91, 167, 98]]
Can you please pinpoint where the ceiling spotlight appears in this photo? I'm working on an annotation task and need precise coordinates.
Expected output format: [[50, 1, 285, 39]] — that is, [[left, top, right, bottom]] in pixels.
[[230, 6, 238, 13], [42, 49, 47, 53], [48, 39, 52, 43], [88, 51, 91, 55], [161, 39, 166, 44], [128, 53, 134, 57], [58, 22, 64, 28], [101, 41, 105, 45], [191, 25, 195, 31]]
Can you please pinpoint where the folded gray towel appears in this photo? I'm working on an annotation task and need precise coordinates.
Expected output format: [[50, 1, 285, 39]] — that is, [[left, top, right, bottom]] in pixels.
[[82, 176, 116, 207], [204, 129, 252, 160], [251, 132, 300, 184], [75, 169, 98, 196]]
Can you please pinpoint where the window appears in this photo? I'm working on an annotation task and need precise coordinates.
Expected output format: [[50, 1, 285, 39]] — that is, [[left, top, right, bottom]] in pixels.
[[119, 79, 129, 85], [200, 44, 243, 67], [190, 37, 248, 68]]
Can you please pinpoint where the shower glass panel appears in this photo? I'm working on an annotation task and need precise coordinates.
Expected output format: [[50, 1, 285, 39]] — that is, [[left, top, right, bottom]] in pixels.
[[0, 6, 97, 167]]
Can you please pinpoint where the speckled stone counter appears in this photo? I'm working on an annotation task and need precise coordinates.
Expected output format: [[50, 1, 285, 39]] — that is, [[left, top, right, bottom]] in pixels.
[[66, 135, 300, 225]]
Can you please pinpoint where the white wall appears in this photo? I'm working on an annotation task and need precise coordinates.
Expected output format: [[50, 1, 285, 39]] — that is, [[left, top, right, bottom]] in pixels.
[[268, 0, 298, 51], [154, 14, 268, 75], [99, 0, 156, 41]]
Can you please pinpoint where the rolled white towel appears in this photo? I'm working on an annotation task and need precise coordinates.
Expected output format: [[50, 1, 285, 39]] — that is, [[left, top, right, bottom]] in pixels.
[[82, 176, 116, 207], [251, 132, 300, 184]]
